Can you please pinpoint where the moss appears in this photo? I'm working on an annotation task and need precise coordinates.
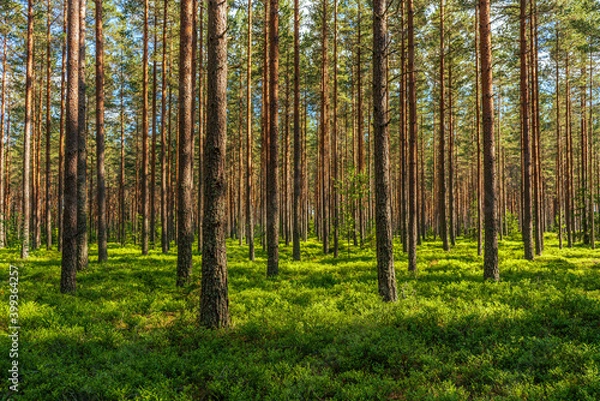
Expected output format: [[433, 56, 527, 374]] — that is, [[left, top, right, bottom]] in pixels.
[[1, 237, 600, 400]]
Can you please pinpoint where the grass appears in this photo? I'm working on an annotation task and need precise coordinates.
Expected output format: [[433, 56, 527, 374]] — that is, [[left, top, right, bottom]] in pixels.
[[1, 236, 600, 400]]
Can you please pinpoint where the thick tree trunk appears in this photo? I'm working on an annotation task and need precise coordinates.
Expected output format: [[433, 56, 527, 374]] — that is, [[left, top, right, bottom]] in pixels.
[[177, 0, 194, 286], [266, 0, 280, 276], [62, 0, 80, 292], [200, 0, 229, 328], [373, 0, 397, 300], [479, 0, 499, 280]]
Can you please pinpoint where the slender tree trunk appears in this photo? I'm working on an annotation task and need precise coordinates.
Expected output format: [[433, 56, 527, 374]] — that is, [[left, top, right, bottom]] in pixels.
[[77, 0, 88, 270], [200, 0, 229, 329], [95, 0, 107, 262], [197, 1, 205, 252], [555, 30, 562, 248], [62, 0, 80, 291], [530, 0, 542, 254], [589, 51, 595, 249], [266, 0, 280, 276], [21, 0, 35, 259], [475, 6, 482, 256], [151, 8, 158, 248], [519, 0, 534, 260], [120, 79, 126, 245], [245, 0, 254, 260], [565, 54, 573, 247], [0, 38, 7, 249], [448, 54, 456, 246], [161, 0, 169, 253], [357, 2, 365, 247], [332, 0, 339, 257], [58, 3, 67, 251], [141, 0, 150, 255], [479, 0, 498, 280], [438, 0, 448, 251], [407, 0, 417, 272], [292, 0, 301, 261], [45, 0, 53, 250], [177, 0, 194, 286], [320, 0, 330, 255]]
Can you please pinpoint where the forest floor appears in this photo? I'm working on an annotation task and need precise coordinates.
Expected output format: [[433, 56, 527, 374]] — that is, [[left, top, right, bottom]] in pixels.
[[1, 236, 600, 400]]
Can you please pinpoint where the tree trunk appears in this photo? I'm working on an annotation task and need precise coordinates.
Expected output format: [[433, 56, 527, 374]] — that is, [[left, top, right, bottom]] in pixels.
[[407, 0, 417, 272], [58, 2, 67, 251], [292, 0, 301, 261], [62, 0, 80, 292], [200, 0, 229, 328], [0, 38, 7, 248], [519, 0, 534, 260], [475, 6, 482, 256], [21, 0, 35, 259], [77, 0, 88, 270], [320, 0, 330, 255], [555, 30, 562, 248], [95, 0, 108, 262], [177, 0, 194, 286], [246, 0, 254, 260], [266, 0, 280, 276], [448, 50, 457, 248], [161, 0, 169, 253], [479, 0, 499, 280], [141, 0, 150, 255], [332, 0, 339, 258], [373, 0, 397, 300], [45, 0, 53, 250], [438, 0, 448, 251], [197, 0, 205, 253]]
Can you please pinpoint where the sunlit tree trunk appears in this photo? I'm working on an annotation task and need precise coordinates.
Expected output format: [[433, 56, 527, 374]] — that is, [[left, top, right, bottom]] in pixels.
[[479, 0, 499, 280], [266, 0, 280, 276], [95, 0, 108, 262], [177, 0, 194, 286], [62, 0, 80, 291], [200, 0, 229, 328], [77, 0, 88, 270]]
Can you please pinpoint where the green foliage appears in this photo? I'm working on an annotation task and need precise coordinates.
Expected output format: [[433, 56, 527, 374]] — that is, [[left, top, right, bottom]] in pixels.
[[1, 238, 600, 400]]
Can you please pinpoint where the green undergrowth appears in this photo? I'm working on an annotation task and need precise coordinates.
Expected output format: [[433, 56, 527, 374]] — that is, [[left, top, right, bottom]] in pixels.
[[1, 236, 600, 400]]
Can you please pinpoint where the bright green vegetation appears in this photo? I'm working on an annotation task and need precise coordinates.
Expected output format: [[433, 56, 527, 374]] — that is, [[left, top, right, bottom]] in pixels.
[[2, 238, 600, 400]]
